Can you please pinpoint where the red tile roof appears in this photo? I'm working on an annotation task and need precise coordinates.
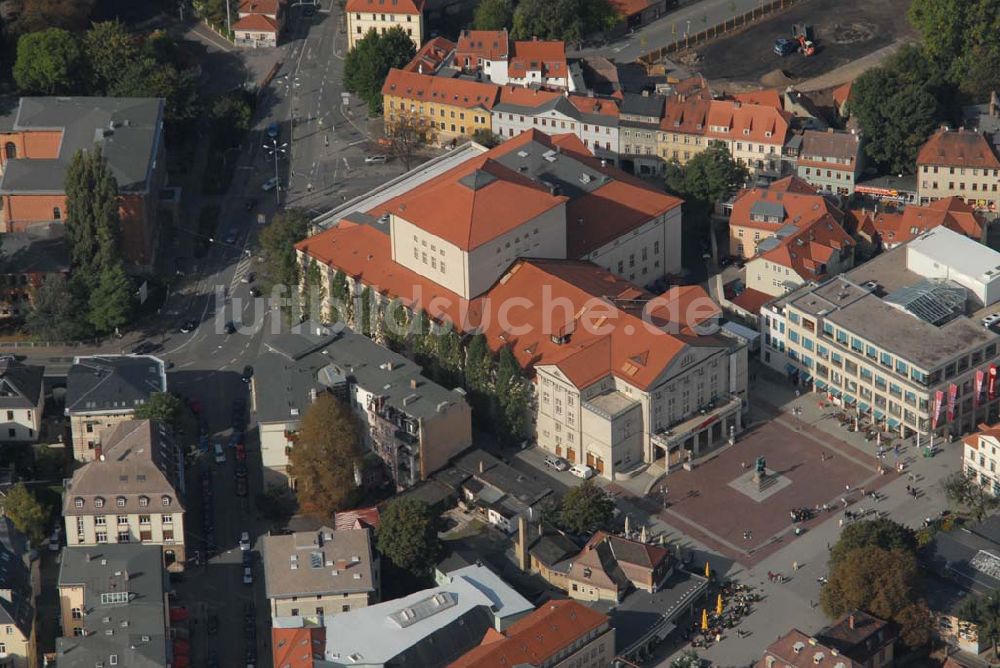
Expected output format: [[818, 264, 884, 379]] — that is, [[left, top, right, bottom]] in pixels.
[[238, 0, 281, 14], [730, 179, 841, 234], [334, 506, 381, 530], [456, 30, 509, 63], [346, 0, 423, 13], [732, 89, 783, 110], [566, 94, 619, 118], [382, 68, 500, 111], [964, 422, 1000, 450], [917, 127, 1000, 169], [509, 40, 568, 79], [448, 600, 609, 668], [705, 100, 791, 145], [872, 197, 985, 246], [609, 0, 656, 17], [495, 85, 562, 108], [757, 629, 861, 668], [660, 96, 710, 134], [756, 213, 853, 279], [833, 81, 853, 108], [730, 288, 774, 315], [567, 177, 680, 257], [768, 175, 819, 194], [402, 36, 455, 74], [233, 13, 279, 31], [272, 626, 325, 668]]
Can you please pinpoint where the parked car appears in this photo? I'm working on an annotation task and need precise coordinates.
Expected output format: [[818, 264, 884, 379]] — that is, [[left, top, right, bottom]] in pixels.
[[243, 566, 253, 585], [241, 365, 254, 383], [235, 475, 248, 497], [364, 154, 388, 164], [249, 286, 262, 298], [242, 550, 252, 568], [266, 122, 279, 138], [214, 443, 226, 465], [131, 341, 157, 355], [48, 527, 61, 552], [261, 176, 280, 192], [774, 38, 797, 55], [236, 442, 247, 462], [224, 322, 236, 335], [179, 320, 197, 334], [569, 464, 595, 480], [239, 531, 251, 551], [983, 313, 1000, 329], [244, 198, 258, 211], [224, 228, 239, 245], [241, 272, 256, 284], [544, 455, 569, 472]]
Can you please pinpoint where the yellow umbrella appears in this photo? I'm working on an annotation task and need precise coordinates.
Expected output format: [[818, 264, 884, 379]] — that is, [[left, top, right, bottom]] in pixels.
[[716, 593, 724, 615], [704, 561, 711, 578], [701, 608, 709, 631]]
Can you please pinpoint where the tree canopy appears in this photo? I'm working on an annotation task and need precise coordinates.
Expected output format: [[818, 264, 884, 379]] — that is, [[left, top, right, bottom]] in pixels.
[[376, 498, 442, 576], [344, 27, 416, 115], [287, 394, 363, 516], [473, 0, 514, 30], [942, 471, 1000, 522], [3, 0, 96, 35], [557, 480, 615, 535], [511, 0, 618, 43], [907, 0, 1000, 96], [25, 275, 89, 341], [664, 142, 748, 209], [1, 483, 48, 547], [13, 28, 84, 94], [829, 518, 917, 566], [133, 392, 187, 430], [83, 20, 138, 93], [260, 208, 310, 303], [957, 589, 1000, 656]]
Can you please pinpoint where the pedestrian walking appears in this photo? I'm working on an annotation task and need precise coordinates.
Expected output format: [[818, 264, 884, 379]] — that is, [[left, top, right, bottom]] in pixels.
[[793, 561, 798, 571], [742, 461, 748, 471], [838, 518, 844, 528]]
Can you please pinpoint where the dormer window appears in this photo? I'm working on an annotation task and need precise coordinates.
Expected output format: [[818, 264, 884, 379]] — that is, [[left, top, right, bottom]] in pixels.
[[139, 496, 149, 508], [74, 498, 84, 509], [116, 497, 126, 508], [94, 497, 104, 509], [161, 495, 171, 507]]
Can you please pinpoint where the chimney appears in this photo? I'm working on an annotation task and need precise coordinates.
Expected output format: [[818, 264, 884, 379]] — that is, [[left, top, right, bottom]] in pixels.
[[409, 378, 418, 389], [848, 614, 855, 630], [516, 515, 530, 571], [478, 460, 485, 474]]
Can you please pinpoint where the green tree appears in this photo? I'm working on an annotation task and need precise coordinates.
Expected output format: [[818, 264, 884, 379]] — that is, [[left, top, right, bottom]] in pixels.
[[907, 0, 969, 66], [329, 270, 353, 327], [301, 258, 326, 323], [472, 128, 500, 148], [210, 91, 254, 149], [109, 57, 200, 123], [13, 28, 83, 94], [942, 471, 1000, 522], [557, 481, 614, 535], [5, 0, 97, 35], [464, 334, 492, 390], [376, 498, 442, 576], [133, 392, 186, 430], [64, 146, 121, 282], [359, 286, 374, 337], [820, 546, 931, 649], [473, 0, 513, 30], [83, 20, 137, 93], [1, 483, 47, 547], [25, 275, 89, 341], [829, 518, 917, 566], [512, 0, 617, 43], [495, 346, 529, 443], [670, 650, 702, 668], [344, 27, 416, 115], [287, 394, 363, 516], [88, 262, 133, 335], [260, 209, 310, 293], [957, 590, 1000, 657], [849, 65, 941, 175]]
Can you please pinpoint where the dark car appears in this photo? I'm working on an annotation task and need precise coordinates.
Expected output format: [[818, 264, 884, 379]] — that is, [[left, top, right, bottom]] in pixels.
[[241, 365, 254, 383], [179, 319, 197, 334], [249, 286, 262, 297], [774, 38, 797, 55], [244, 198, 258, 211], [131, 341, 157, 355], [224, 228, 239, 245], [224, 321, 236, 335], [266, 122, 280, 138], [303, 4, 316, 16]]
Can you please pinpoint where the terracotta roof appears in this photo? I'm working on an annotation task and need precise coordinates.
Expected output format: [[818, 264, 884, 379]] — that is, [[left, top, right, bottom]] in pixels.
[[843, 209, 877, 239], [670, 75, 712, 101], [334, 506, 381, 530], [456, 30, 509, 62], [730, 288, 773, 315], [730, 179, 841, 234], [382, 68, 499, 111], [272, 626, 325, 668], [917, 127, 1000, 169], [495, 85, 562, 108], [346, 0, 423, 13], [872, 197, 985, 246], [566, 94, 619, 118], [815, 611, 893, 662], [769, 175, 819, 194], [509, 40, 568, 79], [732, 89, 783, 110], [447, 600, 608, 668], [233, 13, 279, 31], [238, 0, 281, 14], [756, 212, 853, 279], [964, 422, 1000, 450], [757, 629, 861, 668], [567, 177, 681, 257], [705, 99, 791, 145], [660, 96, 710, 134], [609, 0, 656, 17], [833, 81, 853, 108], [403, 36, 455, 74]]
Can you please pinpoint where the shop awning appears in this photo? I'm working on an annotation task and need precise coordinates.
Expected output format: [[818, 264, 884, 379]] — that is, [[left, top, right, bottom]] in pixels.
[[829, 388, 842, 398], [888, 418, 901, 429], [802, 373, 813, 383], [785, 363, 798, 374], [844, 395, 857, 405], [814, 380, 828, 390], [858, 402, 870, 413], [874, 409, 885, 420]]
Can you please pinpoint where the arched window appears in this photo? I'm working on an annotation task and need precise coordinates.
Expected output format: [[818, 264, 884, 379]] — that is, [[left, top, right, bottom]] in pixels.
[[3, 143, 15, 160]]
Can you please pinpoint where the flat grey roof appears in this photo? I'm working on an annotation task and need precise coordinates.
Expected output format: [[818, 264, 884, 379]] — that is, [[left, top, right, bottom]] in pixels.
[[0, 222, 69, 275], [255, 322, 467, 425], [1, 97, 164, 194], [452, 449, 552, 507], [583, 390, 640, 420], [621, 93, 664, 118], [606, 570, 708, 654], [56, 545, 168, 668], [789, 249, 999, 369], [262, 526, 376, 600]]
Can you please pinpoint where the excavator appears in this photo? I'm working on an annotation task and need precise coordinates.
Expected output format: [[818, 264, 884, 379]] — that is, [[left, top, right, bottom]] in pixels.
[[793, 23, 816, 56]]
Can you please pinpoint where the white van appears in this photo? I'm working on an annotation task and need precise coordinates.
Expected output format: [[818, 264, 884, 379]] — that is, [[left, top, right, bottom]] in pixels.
[[214, 443, 226, 465], [569, 464, 594, 480]]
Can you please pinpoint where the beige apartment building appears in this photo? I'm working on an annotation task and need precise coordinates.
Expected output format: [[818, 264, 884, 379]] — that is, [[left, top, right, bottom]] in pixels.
[[963, 423, 1000, 496], [917, 127, 1000, 213], [706, 99, 791, 179], [774, 227, 1000, 440], [0, 518, 38, 668], [346, 0, 424, 49], [262, 526, 378, 620], [65, 355, 167, 462], [0, 356, 44, 443], [62, 420, 186, 571], [658, 96, 711, 165]]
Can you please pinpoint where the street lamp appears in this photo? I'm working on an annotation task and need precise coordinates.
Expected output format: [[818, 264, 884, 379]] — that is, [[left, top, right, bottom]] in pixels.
[[263, 137, 288, 205]]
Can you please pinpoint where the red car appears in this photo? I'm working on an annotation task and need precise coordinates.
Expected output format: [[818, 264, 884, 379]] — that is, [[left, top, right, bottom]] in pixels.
[[236, 442, 246, 462], [189, 400, 202, 414]]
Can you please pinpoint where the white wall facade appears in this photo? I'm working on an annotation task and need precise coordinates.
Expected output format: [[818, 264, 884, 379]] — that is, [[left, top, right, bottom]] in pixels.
[[0, 405, 41, 443], [491, 107, 618, 162], [581, 207, 681, 281]]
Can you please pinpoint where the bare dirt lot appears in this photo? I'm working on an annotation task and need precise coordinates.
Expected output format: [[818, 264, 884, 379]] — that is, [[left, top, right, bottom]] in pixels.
[[691, 0, 915, 88]]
